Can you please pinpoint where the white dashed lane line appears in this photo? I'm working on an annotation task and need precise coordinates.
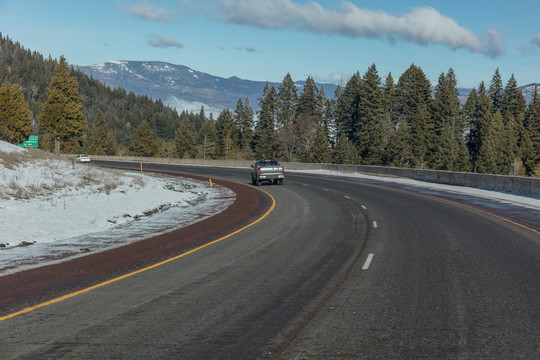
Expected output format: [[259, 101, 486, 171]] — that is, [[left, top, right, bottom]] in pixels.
[[373, 221, 378, 228], [362, 253, 375, 270]]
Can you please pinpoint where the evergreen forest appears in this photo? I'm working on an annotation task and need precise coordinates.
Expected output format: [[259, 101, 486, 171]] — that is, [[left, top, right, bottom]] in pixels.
[[1, 33, 539, 176]]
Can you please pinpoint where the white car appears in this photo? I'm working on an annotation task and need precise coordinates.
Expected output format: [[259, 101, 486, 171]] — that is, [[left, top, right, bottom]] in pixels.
[[74, 154, 91, 162]]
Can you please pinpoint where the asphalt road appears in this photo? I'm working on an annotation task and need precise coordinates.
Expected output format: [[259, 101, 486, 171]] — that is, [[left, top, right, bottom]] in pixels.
[[1, 162, 538, 359]]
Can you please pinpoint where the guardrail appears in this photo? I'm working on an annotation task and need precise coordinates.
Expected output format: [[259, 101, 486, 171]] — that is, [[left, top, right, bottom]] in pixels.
[[71, 155, 540, 197]]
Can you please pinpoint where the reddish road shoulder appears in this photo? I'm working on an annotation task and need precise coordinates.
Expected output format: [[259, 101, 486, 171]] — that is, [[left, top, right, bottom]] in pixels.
[[0, 173, 272, 317]]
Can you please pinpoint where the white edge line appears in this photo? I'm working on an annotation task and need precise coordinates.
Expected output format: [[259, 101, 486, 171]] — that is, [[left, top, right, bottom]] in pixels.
[[362, 253, 374, 270]]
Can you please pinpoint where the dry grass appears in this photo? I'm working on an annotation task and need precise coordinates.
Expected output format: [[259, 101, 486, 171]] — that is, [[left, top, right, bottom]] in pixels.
[[130, 176, 146, 188], [0, 148, 55, 169], [0, 149, 143, 201]]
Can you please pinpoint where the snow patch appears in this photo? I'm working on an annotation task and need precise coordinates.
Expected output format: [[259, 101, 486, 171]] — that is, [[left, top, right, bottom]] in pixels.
[[0, 141, 235, 275]]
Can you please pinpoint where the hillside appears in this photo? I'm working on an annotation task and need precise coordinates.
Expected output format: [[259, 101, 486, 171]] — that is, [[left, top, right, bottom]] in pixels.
[[0, 34, 183, 148]]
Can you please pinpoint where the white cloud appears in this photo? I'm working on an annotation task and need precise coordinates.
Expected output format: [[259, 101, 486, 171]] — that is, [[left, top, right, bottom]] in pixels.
[[213, 0, 505, 56], [118, 0, 174, 23], [532, 34, 540, 47], [148, 34, 185, 49], [520, 34, 540, 55]]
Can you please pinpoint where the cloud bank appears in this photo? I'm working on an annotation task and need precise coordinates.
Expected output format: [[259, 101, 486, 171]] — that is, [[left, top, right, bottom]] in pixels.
[[118, 0, 174, 23], [212, 0, 505, 57], [148, 34, 185, 49]]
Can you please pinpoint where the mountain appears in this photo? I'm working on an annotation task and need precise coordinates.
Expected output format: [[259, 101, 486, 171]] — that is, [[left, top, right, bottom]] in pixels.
[[75, 60, 539, 115], [75, 61, 338, 115], [519, 83, 540, 103]]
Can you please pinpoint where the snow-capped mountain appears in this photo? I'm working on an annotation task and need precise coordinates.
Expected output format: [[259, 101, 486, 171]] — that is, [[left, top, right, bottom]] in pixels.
[[75, 61, 538, 115], [75, 61, 337, 115], [519, 83, 540, 103]]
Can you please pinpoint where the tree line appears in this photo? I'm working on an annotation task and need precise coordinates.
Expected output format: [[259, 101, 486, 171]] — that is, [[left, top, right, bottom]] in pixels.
[[1, 33, 539, 176], [0, 33, 182, 154]]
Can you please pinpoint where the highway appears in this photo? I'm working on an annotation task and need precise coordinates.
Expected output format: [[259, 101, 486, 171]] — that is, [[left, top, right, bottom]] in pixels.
[[1, 162, 539, 359]]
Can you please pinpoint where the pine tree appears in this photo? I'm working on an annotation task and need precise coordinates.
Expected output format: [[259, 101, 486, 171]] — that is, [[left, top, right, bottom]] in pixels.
[[297, 76, 321, 122], [476, 110, 503, 174], [192, 106, 206, 133], [501, 74, 526, 164], [432, 68, 467, 170], [488, 68, 504, 111], [468, 82, 496, 171], [386, 119, 413, 167], [304, 125, 331, 163], [398, 64, 433, 168], [175, 117, 196, 158], [499, 119, 519, 174], [276, 73, 298, 127], [254, 82, 277, 159], [321, 89, 337, 148], [333, 134, 360, 164], [234, 97, 254, 156], [501, 74, 525, 121], [215, 109, 237, 159], [0, 82, 32, 144], [335, 73, 361, 143], [381, 73, 400, 165], [85, 110, 118, 155], [523, 86, 540, 175], [382, 72, 400, 127], [197, 118, 217, 159], [464, 87, 479, 168], [234, 97, 245, 144], [38, 56, 86, 154], [357, 64, 384, 165], [129, 120, 160, 157]]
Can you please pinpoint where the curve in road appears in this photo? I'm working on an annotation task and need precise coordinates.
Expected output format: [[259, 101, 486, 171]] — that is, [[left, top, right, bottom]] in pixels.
[[0, 170, 273, 320], [1, 162, 538, 359]]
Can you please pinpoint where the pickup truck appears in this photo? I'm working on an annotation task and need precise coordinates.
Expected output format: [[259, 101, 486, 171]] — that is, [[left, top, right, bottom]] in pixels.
[[251, 160, 284, 185]]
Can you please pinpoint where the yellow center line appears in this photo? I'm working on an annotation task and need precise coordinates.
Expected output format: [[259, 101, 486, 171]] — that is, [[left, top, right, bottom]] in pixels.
[[0, 184, 275, 322]]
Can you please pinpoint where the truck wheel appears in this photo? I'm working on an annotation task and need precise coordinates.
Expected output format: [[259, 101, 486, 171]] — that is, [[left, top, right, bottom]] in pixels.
[[251, 176, 256, 185]]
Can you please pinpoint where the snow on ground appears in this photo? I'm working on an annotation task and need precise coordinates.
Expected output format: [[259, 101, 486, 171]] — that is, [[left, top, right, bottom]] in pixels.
[[0, 141, 234, 275]]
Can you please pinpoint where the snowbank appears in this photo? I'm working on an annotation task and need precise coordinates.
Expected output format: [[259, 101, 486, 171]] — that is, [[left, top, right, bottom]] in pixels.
[[0, 141, 235, 275]]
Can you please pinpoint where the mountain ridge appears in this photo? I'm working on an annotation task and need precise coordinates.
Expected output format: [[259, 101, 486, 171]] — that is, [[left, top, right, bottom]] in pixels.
[[75, 60, 338, 115], [75, 60, 539, 115]]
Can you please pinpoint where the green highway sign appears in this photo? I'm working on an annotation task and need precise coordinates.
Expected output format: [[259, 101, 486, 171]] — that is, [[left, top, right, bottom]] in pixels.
[[19, 136, 38, 147]]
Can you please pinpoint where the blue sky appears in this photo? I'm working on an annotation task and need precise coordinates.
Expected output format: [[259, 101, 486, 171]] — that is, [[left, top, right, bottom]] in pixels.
[[1, 0, 540, 88]]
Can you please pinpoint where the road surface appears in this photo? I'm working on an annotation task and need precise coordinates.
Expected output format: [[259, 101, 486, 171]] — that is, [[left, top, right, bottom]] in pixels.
[[1, 162, 538, 359]]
